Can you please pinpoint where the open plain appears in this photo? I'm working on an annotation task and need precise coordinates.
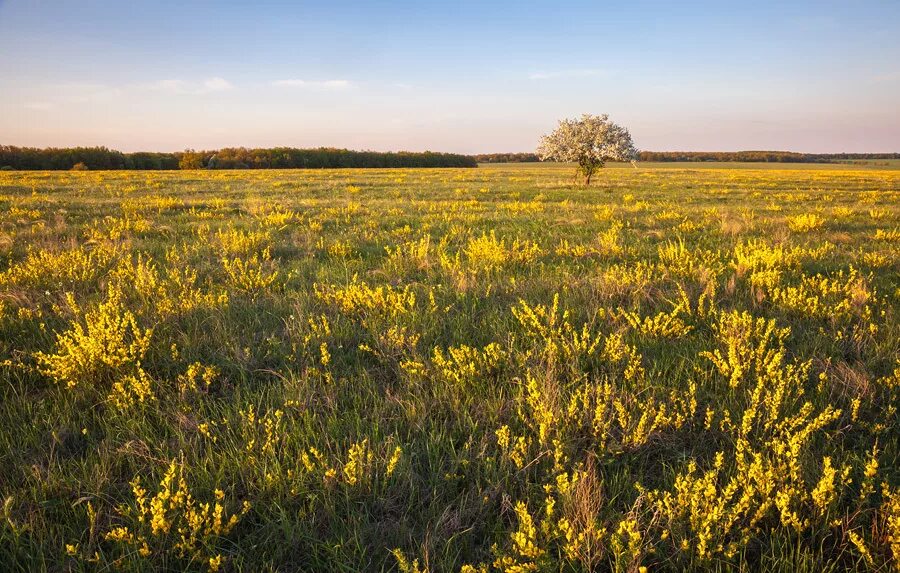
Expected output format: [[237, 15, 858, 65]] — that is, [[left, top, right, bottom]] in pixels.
[[1, 163, 898, 571]]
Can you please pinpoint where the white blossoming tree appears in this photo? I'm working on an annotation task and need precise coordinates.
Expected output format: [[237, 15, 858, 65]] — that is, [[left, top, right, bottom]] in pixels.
[[537, 114, 638, 185]]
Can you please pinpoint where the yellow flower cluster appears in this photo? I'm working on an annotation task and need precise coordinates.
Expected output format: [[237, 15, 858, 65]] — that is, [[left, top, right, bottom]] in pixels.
[[314, 277, 416, 318], [121, 194, 184, 215], [883, 485, 900, 563], [554, 239, 590, 258], [296, 438, 402, 488], [872, 228, 900, 242], [495, 425, 530, 469], [249, 204, 298, 228], [221, 248, 279, 293], [238, 407, 284, 457], [0, 244, 116, 289], [178, 362, 220, 399], [769, 267, 873, 324], [109, 368, 156, 410], [36, 288, 153, 404], [787, 212, 825, 233], [810, 457, 850, 513], [360, 325, 421, 361], [100, 461, 249, 569], [701, 310, 789, 388], [392, 548, 427, 573], [325, 238, 354, 258], [610, 517, 644, 571], [511, 294, 603, 368], [214, 225, 272, 256], [556, 377, 696, 453], [87, 214, 152, 243], [431, 342, 505, 387], [732, 239, 803, 277], [620, 303, 693, 339], [343, 439, 372, 486], [596, 221, 625, 256], [463, 231, 543, 271], [384, 235, 435, 273], [112, 251, 227, 318]]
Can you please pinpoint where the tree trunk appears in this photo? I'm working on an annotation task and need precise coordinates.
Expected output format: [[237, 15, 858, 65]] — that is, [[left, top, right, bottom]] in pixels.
[[578, 161, 599, 186], [582, 164, 595, 186]]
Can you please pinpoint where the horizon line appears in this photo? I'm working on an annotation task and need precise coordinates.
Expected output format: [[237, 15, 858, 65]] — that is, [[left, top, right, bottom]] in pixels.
[[2, 144, 898, 156]]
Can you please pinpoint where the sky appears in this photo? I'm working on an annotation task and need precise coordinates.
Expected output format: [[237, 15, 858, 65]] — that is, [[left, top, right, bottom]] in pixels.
[[1, 0, 898, 153]]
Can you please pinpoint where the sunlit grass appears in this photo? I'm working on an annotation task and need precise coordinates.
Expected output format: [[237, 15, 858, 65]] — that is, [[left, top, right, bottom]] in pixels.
[[0, 164, 898, 571]]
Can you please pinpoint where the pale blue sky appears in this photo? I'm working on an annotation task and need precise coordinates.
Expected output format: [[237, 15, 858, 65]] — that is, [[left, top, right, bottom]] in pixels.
[[1, 0, 898, 152]]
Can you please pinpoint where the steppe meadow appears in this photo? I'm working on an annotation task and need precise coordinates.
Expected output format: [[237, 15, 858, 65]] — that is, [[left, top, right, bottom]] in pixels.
[[1, 163, 898, 570], [2, 0, 900, 570]]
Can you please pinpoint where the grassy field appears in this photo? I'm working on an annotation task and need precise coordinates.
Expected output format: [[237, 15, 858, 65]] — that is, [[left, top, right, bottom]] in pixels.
[[0, 164, 898, 571]]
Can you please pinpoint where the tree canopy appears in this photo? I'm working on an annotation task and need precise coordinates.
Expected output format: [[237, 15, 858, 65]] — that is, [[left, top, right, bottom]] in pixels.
[[537, 114, 638, 184]]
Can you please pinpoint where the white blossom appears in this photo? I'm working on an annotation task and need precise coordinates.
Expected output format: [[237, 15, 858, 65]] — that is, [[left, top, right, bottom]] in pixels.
[[537, 114, 638, 184]]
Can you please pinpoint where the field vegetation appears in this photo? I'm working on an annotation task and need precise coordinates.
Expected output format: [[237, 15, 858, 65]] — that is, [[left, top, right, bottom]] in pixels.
[[0, 163, 898, 571]]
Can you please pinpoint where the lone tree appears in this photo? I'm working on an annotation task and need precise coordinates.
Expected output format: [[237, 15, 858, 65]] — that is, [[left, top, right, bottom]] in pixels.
[[537, 114, 638, 185]]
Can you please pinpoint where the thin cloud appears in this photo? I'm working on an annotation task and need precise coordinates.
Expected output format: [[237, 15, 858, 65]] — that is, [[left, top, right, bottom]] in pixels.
[[52, 82, 124, 103], [145, 77, 234, 95], [272, 79, 353, 89], [872, 71, 900, 83], [528, 69, 606, 80], [147, 79, 188, 93], [32, 78, 234, 109], [202, 77, 233, 92], [23, 101, 55, 110]]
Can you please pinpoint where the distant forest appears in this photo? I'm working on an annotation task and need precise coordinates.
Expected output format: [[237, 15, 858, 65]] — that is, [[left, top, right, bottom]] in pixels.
[[472, 153, 544, 163], [475, 151, 900, 163], [638, 151, 900, 163], [1, 146, 897, 171], [0, 146, 477, 170]]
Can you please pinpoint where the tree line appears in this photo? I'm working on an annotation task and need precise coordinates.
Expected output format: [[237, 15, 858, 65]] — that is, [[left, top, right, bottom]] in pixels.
[[472, 153, 541, 163], [3, 145, 897, 171], [181, 147, 477, 169], [638, 151, 900, 163], [0, 146, 477, 170], [474, 151, 899, 164], [0, 146, 180, 170]]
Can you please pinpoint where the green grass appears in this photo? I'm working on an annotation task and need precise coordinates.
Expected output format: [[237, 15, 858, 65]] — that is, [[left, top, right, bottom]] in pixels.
[[0, 164, 898, 571]]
